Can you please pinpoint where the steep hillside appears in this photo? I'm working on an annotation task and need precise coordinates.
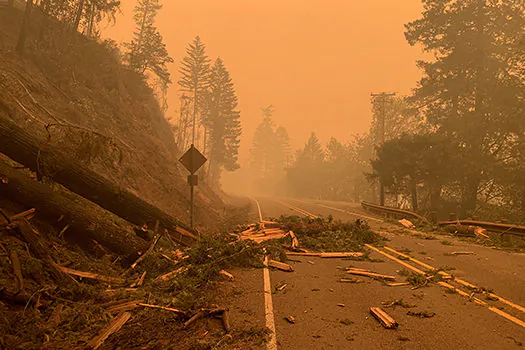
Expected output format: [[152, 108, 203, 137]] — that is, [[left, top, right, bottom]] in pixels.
[[0, 5, 225, 229]]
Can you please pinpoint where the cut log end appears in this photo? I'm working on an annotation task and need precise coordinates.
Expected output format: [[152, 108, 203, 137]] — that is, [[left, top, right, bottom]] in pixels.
[[370, 307, 398, 329]]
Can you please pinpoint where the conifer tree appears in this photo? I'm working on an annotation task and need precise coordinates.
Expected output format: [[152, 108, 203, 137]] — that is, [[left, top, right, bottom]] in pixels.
[[126, 0, 172, 85], [202, 58, 242, 185], [178, 36, 211, 147]]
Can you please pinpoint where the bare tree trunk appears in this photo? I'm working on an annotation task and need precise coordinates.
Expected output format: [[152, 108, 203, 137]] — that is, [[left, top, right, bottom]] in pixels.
[[0, 157, 146, 256], [73, 0, 85, 32], [429, 184, 441, 213], [410, 179, 418, 212], [0, 115, 197, 245], [16, 0, 34, 53], [86, 1, 96, 37], [130, 1, 149, 69]]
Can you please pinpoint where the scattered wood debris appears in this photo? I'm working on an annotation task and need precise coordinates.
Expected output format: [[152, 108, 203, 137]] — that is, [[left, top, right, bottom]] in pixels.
[[320, 252, 364, 258], [398, 219, 415, 229], [130, 271, 146, 288], [261, 220, 281, 229], [106, 300, 143, 314], [153, 266, 189, 282], [184, 308, 230, 332], [105, 288, 139, 294], [138, 303, 186, 316], [284, 316, 296, 324], [222, 309, 231, 333], [87, 312, 131, 349], [347, 268, 396, 281], [9, 250, 24, 293], [268, 260, 294, 272], [125, 222, 161, 273], [219, 269, 234, 281], [307, 260, 315, 265], [450, 251, 475, 256], [339, 278, 364, 283], [240, 222, 288, 243], [473, 226, 489, 239], [57, 266, 124, 285], [10, 208, 36, 222], [286, 252, 320, 257], [285, 251, 364, 258], [337, 303, 345, 307], [276, 283, 287, 292], [348, 267, 370, 272], [386, 282, 411, 287], [184, 310, 205, 329], [370, 307, 398, 329]]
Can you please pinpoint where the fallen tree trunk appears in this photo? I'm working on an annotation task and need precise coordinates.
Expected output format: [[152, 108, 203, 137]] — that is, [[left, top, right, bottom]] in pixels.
[[0, 158, 146, 256], [0, 116, 196, 245]]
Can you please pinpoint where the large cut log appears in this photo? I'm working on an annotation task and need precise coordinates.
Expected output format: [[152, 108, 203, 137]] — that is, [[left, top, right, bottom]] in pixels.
[[0, 158, 146, 256], [0, 116, 196, 244]]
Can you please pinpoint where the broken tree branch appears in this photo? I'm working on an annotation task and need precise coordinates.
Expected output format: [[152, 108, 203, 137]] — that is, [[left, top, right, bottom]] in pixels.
[[9, 250, 24, 293], [87, 312, 131, 349], [57, 266, 124, 285], [267, 260, 294, 272], [370, 307, 398, 329], [138, 303, 186, 316], [347, 269, 396, 281]]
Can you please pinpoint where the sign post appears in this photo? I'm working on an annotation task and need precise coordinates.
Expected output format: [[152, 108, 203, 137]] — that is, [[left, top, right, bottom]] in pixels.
[[179, 144, 207, 228]]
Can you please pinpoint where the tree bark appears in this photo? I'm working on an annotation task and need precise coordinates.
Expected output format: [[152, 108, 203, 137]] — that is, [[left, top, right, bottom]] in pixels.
[[73, 0, 85, 32], [0, 157, 147, 257], [410, 179, 418, 212], [16, 0, 34, 53], [0, 115, 197, 245], [429, 184, 441, 213], [461, 174, 480, 217]]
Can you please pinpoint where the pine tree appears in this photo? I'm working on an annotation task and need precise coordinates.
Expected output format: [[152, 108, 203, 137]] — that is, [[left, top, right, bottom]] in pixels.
[[202, 58, 242, 185], [274, 126, 291, 170], [178, 36, 211, 147], [250, 114, 275, 176], [286, 132, 325, 198], [126, 0, 172, 85]]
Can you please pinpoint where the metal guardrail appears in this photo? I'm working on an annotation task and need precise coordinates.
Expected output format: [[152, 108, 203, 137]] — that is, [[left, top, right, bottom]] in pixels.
[[437, 219, 525, 237], [361, 202, 525, 237], [361, 201, 429, 223]]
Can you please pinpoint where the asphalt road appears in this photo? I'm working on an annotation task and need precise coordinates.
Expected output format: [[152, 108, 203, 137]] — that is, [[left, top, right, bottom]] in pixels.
[[255, 197, 525, 350]]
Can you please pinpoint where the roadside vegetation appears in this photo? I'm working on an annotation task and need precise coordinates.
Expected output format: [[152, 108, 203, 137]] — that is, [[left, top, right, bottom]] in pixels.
[[276, 215, 383, 252]]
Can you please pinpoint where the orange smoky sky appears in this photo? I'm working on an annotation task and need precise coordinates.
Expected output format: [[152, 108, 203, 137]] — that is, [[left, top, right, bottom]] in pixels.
[[103, 0, 424, 165]]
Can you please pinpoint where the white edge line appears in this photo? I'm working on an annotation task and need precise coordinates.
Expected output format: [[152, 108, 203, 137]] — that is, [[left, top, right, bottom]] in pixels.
[[253, 198, 277, 349], [263, 256, 278, 350], [252, 197, 263, 222]]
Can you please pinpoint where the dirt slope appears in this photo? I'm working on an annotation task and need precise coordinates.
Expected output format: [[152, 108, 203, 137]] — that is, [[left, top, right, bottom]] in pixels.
[[0, 5, 223, 229]]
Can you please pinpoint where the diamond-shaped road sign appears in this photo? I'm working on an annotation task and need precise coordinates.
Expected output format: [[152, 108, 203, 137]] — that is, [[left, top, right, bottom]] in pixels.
[[179, 144, 207, 174]]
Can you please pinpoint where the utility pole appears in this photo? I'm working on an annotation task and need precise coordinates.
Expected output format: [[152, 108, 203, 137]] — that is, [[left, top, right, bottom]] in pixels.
[[371, 92, 396, 206]]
